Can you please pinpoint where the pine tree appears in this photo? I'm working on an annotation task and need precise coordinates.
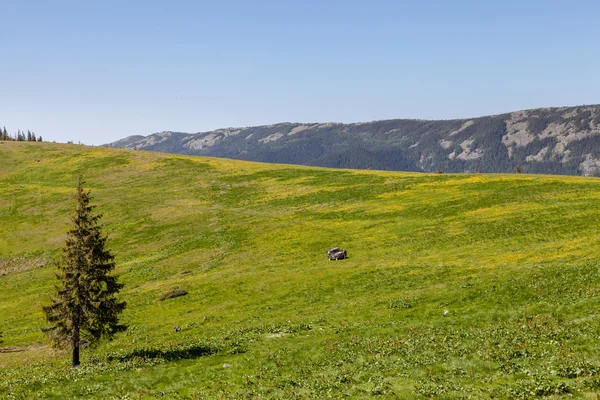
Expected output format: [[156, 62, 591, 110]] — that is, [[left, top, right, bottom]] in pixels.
[[43, 177, 126, 367]]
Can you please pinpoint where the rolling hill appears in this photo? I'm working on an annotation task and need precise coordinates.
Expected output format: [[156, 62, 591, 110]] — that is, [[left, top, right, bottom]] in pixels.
[[1, 141, 599, 398], [109, 104, 600, 176]]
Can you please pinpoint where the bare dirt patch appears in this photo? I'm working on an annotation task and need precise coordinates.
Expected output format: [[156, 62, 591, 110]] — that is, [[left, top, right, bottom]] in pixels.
[[259, 132, 284, 143], [0, 256, 49, 276], [288, 125, 311, 136], [449, 120, 474, 136], [0, 346, 26, 353], [185, 133, 222, 149], [502, 111, 535, 153], [439, 139, 453, 149]]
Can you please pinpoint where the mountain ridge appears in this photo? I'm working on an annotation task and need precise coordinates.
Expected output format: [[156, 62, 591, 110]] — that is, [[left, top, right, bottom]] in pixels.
[[109, 104, 600, 176]]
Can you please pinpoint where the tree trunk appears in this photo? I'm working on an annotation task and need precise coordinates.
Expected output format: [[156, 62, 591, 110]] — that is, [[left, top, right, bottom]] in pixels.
[[72, 318, 81, 367], [72, 343, 80, 367]]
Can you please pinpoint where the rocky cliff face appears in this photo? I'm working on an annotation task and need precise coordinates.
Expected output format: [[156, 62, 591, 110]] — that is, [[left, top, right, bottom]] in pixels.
[[110, 105, 600, 176]]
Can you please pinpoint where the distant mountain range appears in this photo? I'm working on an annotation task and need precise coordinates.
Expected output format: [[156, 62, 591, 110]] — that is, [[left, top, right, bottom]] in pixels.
[[109, 105, 600, 176]]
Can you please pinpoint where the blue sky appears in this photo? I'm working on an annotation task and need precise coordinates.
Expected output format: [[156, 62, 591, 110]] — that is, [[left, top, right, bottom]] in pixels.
[[1, 0, 599, 144]]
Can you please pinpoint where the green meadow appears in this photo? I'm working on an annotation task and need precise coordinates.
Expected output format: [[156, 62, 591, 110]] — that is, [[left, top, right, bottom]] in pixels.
[[0, 141, 599, 399]]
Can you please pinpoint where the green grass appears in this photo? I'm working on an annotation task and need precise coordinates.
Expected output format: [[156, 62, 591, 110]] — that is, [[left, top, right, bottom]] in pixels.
[[0, 141, 599, 399]]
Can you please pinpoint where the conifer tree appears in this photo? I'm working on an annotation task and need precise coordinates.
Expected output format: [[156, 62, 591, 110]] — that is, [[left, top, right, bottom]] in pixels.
[[43, 177, 126, 367]]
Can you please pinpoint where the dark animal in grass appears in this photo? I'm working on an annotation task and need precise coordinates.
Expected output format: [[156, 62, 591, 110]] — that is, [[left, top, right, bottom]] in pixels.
[[160, 288, 188, 301], [327, 248, 347, 260]]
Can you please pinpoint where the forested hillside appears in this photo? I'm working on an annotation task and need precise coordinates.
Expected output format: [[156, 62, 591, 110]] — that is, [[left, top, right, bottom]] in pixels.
[[110, 105, 600, 176]]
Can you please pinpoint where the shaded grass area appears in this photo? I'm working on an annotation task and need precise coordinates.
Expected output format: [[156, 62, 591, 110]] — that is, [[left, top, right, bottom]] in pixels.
[[0, 142, 599, 398]]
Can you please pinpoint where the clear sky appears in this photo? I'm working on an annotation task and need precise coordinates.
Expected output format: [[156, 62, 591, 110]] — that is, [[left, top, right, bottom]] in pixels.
[[1, 0, 599, 145]]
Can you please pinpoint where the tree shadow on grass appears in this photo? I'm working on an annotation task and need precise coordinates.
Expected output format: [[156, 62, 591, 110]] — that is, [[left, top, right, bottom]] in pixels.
[[107, 343, 218, 363]]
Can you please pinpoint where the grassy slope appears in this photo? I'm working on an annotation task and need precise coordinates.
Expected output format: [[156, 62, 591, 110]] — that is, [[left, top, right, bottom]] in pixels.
[[0, 141, 599, 399]]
